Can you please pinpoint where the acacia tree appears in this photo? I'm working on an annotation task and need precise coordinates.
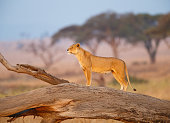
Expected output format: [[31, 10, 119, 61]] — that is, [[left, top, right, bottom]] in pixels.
[[144, 14, 170, 64], [52, 25, 81, 44], [82, 12, 122, 58], [52, 12, 123, 58], [76, 26, 103, 55], [146, 13, 170, 49], [52, 24, 103, 55], [118, 13, 161, 64]]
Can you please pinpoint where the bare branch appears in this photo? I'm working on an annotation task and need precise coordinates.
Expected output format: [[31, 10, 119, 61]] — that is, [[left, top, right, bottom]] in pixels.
[[26, 38, 64, 70], [0, 52, 69, 85]]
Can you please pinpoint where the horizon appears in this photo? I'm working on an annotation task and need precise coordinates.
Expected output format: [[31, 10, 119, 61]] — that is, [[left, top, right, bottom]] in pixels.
[[0, 0, 170, 41]]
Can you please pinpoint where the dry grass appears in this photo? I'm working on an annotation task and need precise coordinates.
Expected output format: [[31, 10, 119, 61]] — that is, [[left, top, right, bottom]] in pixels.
[[0, 78, 49, 98], [109, 78, 170, 100]]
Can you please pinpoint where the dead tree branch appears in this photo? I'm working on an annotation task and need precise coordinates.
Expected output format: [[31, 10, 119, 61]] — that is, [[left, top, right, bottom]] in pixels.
[[0, 52, 69, 85]]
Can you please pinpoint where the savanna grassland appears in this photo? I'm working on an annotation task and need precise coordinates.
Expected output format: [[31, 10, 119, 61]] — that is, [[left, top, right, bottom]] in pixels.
[[0, 41, 170, 123], [0, 61, 170, 123]]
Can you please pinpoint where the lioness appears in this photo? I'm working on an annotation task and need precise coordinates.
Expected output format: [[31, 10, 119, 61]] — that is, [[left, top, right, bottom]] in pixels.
[[67, 43, 136, 91]]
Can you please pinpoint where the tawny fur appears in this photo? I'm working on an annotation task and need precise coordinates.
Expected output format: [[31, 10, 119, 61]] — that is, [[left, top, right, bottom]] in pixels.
[[67, 43, 136, 91]]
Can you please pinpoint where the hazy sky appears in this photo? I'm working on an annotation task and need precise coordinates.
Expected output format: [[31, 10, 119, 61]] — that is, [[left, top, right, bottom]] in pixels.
[[0, 0, 170, 41]]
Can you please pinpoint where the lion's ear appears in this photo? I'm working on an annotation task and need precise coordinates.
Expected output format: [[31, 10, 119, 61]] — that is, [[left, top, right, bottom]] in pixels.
[[76, 43, 80, 47]]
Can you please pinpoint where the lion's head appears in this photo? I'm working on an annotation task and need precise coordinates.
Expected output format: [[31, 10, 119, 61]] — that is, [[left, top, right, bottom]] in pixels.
[[67, 43, 80, 54]]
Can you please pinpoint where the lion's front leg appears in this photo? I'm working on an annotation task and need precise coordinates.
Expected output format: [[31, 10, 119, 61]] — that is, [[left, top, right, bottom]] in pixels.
[[83, 68, 92, 86]]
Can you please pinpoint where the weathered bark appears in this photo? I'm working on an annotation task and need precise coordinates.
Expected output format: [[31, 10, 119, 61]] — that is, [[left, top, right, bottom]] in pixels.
[[0, 53, 69, 85], [0, 52, 170, 123], [0, 83, 170, 123]]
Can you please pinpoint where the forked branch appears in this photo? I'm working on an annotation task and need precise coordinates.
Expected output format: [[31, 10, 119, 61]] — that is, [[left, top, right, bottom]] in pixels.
[[0, 52, 69, 85]]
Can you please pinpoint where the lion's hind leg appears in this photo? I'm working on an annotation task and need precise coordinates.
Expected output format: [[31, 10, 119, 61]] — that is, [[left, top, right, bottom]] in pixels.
[[118, 77, 128, 91], [111, 70, 128, 91], [111, 70, 124, 90], [122, 80, 128, 91]]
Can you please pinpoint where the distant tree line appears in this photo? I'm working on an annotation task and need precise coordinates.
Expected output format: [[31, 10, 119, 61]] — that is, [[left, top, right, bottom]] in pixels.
[[52, 12, 170, 64]]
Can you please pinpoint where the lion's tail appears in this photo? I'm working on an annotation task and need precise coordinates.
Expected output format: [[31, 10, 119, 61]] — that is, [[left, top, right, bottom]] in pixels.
[[124, 63, 136, 91]]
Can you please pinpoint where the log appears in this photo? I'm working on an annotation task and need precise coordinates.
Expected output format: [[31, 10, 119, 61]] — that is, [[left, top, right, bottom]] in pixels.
[[0, 52, 170, 123], [0, 83, 170, 123]]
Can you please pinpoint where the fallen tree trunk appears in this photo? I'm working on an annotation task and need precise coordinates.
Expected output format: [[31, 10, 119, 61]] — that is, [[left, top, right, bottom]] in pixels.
[[0, 52, 170, 123], [0, 83, 170, 123]]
